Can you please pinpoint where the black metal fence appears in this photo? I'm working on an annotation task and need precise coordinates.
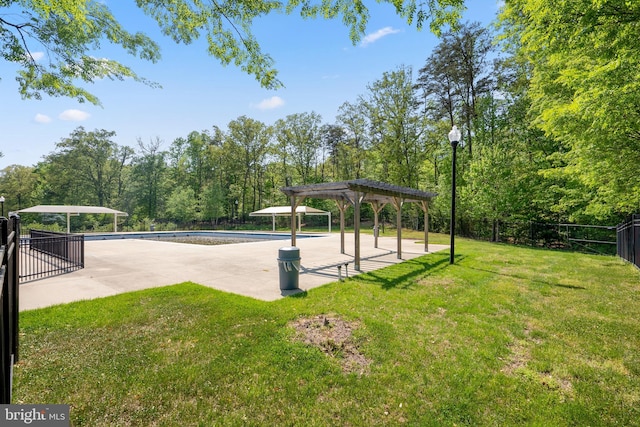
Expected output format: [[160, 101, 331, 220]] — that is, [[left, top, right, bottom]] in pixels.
[[617, 214, 640, 269], [1, 215, 20, 404], [457, 219, 617, 255], [20, 230, 85, 282]]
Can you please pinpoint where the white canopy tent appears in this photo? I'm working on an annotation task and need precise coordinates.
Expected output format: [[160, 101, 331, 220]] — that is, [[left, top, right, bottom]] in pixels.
[[18, 205, 128, 233], [249, 205, 331, 232]]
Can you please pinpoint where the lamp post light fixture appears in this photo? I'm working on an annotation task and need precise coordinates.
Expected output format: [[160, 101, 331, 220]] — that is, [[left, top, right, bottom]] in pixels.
[[0, 196, 4, 217], [448, 125, 461, 264]]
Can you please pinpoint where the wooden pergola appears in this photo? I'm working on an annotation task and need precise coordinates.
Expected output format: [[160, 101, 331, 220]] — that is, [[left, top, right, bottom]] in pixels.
[[280, 179, 437, 270]]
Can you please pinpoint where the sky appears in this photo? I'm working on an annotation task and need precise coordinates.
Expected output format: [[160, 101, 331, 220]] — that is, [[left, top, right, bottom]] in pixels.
[[0, 1, 502, 169]]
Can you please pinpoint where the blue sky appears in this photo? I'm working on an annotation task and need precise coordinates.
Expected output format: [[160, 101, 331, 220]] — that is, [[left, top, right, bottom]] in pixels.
[[0, 1, 502, 169]]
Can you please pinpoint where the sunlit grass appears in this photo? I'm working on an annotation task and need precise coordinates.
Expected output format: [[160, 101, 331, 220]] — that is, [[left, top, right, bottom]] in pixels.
[[15, 238, 640, 426]]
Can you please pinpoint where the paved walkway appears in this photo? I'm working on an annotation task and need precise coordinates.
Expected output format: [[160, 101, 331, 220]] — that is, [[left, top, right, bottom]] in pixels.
[[19, 233, 448, 311]]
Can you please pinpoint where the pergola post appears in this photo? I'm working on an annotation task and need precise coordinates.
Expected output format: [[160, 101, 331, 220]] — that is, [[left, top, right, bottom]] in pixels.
[[289, 195, 300, 246], [392, 197, 403, 259], [353, 191, 363, 270], [335, 198, 349, 254], [420, 200, 429, 253], [370, 201, 386, 249]]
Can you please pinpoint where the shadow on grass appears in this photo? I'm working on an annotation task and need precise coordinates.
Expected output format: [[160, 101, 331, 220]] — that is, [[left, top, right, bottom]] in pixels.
[[354, 253, 450, 290], [284, 289, 308, 298]]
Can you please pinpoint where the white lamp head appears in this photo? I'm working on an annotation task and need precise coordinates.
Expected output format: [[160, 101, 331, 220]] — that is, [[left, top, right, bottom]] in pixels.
[[448, 125, 461, 143]]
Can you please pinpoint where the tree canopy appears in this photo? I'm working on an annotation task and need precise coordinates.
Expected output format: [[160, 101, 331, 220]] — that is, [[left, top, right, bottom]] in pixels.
[[1, 0, 464, 104], [499, 0, 640, 218]]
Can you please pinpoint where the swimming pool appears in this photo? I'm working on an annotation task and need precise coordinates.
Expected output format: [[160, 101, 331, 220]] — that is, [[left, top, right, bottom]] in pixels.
[[84, 230, 320, 242]]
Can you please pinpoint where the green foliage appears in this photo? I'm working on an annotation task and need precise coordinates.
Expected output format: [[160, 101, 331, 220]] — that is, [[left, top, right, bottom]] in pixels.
[[2, 0, 464, 103], [274, 112, 323, 185], [2, 0, 161, 104], [364, 65, 427, 188], [499, 0, 640, 219], [38, 127, 133, 207], [165, 185, 198, 222]]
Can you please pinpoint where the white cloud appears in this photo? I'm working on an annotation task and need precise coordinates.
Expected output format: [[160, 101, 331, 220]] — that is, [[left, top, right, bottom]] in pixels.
[[360, 27, 402, 47], [34, 113, 52, 124], [30, 51, 45, 61], [252, 96, 285, 110], [59, 109, 90, 121]]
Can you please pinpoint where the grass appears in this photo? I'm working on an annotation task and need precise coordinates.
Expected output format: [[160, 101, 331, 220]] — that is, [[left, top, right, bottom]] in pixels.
[[15, 237, 640, 426]]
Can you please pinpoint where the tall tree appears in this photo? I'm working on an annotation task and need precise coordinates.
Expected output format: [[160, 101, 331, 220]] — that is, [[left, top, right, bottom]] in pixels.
[[335, 100, 370, 180], [0, 164, 37, 210], [43, 127, 132, 207], [499, 0, 640, 219], [364, 65, 426, 188], [417, 21, 494, 155], [226, 116, 272, 217], [131, 137, 167, 219], [274, 112, 323, 185]]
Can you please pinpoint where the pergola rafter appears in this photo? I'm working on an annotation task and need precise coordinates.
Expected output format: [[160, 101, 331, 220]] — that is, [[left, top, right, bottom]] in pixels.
[[280, 179, 437, 270]]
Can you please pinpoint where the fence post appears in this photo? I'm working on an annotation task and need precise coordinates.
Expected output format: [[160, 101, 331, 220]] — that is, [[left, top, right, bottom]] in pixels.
[[0, 214, 20, 403], [631, 215, 640, 267], [10, 215, 19, 363]]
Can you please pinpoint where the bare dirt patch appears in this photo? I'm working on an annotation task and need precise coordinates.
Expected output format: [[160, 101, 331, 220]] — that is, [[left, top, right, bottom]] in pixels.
[[289, 315, 372, 375]]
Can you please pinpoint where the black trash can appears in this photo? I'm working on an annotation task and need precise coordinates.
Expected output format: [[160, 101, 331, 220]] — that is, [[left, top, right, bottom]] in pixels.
[[278, 247, 301, 290]]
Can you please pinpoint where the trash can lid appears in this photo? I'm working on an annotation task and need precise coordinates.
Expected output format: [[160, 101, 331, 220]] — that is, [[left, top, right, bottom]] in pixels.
[[278, 246, 300, 259]]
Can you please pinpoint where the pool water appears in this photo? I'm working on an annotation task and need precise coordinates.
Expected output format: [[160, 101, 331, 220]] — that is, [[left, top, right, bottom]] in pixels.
[[84, 231, 318, 245]]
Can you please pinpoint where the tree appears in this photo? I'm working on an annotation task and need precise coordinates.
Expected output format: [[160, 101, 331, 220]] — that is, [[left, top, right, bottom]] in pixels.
[[2, 1, 464, 103], [165, 186, 198, 223], [226, 116, 272, 217], [364, 65, 426, 188], [274, 112, 323, 185], [416, 21, 495, 156], [131, 137, 167, 219], [43, 127, 132, 206], [335, 100, 370, 180], [0, 164, 37, 210], [499, 0, 640, 219]]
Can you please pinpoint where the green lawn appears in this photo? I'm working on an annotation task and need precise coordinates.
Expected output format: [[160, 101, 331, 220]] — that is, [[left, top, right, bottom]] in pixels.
[[15, 238, 640, 426]]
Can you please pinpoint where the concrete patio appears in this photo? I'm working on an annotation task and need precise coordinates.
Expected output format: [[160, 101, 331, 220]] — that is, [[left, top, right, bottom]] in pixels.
[[19, 233, 448, 311]]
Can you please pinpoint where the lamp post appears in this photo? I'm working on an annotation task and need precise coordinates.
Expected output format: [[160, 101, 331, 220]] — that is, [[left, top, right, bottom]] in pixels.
[[448, 125, 461, 264], [0, 196, 4, 217]]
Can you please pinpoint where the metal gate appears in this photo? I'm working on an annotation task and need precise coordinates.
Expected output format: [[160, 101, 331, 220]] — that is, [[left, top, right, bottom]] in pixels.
[[20, 230, 84, 282]]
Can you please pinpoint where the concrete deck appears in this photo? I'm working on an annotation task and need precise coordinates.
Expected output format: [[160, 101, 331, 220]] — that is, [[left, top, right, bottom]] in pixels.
[[19, 233, 448, 311]]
